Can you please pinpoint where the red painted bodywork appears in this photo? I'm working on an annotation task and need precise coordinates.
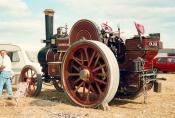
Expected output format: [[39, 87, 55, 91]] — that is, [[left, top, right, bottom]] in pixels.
[[123, 37, 160, 71]]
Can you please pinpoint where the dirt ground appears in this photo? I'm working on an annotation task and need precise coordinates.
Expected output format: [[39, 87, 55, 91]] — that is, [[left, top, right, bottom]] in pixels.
[[0, 73, 175, 118]]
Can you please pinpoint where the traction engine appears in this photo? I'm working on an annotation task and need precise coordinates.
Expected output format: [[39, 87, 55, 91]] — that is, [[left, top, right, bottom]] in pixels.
[[22, 9, 162, 108]]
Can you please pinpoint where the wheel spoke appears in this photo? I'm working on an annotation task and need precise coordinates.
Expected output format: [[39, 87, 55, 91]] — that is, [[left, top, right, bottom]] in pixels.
[[29, 70, 31, 76], [96, 72, 107, 77], [92, 64, 106, 72], [26, 71, 29, 77], [83, 48, 89, 62], [28, 69, 32, 77], [67, 72, 80, 77], [82, 82, 86, 98], [30, 70, 32, 77], [32, 72, 36, 77], [72, 63, 80, 72], [95, 82, 103, 95], [88, 83, 96, 94], [93, 77, 107, 85], [32, 84, 35, 90], [80, 50, 85, 66], [31, 78, 37, 84], [86, 84, 91, 101], [72, 78, 81, 86], [94, 53, 100, 67], [88, 51, 96, 67], [73, 56, 82, 66], [28, 84, 35, 93], [74, 81, 84, 93]]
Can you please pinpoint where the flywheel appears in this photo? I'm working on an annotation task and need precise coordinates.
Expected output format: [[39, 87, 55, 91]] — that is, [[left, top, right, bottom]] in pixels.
[[69, 19, 101, 44]]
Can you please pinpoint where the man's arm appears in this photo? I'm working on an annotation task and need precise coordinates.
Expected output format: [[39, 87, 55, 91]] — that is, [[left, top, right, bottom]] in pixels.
[[0, 65, 5, 71]]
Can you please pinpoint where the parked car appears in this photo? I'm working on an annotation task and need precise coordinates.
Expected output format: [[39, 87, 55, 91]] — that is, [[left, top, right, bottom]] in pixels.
[[0, 44, 41, 85], [153, 56, 175, 73]]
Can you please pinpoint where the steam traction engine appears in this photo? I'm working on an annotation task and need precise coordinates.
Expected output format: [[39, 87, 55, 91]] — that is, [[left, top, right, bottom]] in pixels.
[[21, 9, 162, 108]]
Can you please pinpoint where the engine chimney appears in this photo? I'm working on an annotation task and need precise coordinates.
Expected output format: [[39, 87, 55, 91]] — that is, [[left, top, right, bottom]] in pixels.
[[44, 9, 54, 46]]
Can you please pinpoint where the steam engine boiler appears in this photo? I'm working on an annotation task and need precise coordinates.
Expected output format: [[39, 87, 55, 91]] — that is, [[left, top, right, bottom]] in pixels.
[[27, 9, 162, 108]]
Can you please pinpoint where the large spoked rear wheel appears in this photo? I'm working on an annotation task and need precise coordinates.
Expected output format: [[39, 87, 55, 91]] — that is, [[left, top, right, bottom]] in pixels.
[[62, 40, 119, 108], [20, 65, 42, 96]]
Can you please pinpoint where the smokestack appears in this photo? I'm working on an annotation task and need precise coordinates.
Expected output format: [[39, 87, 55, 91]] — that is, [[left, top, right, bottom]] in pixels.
[[44, 9, 54, 45]]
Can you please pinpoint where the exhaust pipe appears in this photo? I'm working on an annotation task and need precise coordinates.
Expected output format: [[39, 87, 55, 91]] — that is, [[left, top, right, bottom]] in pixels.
[[44, 9, 54, 46]]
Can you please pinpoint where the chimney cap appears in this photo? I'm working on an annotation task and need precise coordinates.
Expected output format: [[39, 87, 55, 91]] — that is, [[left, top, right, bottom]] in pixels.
[[44, 9, 55, 16]]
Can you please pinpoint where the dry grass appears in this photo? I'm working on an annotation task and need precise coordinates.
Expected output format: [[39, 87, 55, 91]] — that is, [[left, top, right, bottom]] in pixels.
[[0, 73, 175, 118]]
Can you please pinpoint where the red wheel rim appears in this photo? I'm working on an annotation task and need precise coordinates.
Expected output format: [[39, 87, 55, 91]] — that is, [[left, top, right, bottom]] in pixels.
[[63, 44, 110, 106], [20, 67, 37, 96]]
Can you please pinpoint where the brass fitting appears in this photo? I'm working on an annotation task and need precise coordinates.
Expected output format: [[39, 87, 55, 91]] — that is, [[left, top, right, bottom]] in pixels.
[[44, 9, 55, 16]]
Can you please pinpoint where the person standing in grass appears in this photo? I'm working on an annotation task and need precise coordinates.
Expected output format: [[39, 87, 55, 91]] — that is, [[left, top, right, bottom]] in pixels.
[[0, 50, 13, 98]]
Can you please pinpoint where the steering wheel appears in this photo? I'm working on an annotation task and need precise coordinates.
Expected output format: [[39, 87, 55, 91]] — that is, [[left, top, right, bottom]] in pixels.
[[101, 22, 113, 33]]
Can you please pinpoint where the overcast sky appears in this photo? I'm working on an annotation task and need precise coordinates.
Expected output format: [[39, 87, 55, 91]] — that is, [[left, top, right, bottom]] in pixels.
[[0, 0, 174, 50]]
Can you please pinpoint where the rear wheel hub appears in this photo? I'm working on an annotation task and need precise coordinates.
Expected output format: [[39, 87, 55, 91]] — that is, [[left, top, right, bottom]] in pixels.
[[79, 69, 90, 81]]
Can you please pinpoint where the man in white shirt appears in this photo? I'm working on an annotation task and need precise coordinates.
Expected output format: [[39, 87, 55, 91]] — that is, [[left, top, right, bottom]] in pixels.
[[0, 50, 13, 98]]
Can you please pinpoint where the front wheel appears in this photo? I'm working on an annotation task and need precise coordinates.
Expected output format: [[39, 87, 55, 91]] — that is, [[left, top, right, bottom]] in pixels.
[[20, 65, 42, 96]]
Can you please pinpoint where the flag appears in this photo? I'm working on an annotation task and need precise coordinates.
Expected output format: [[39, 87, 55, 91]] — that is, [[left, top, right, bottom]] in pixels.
[[134, 22, 145, 35]]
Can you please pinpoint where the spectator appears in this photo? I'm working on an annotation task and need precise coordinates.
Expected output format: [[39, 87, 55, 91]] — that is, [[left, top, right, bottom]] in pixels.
[[0, 50, 13, 99]]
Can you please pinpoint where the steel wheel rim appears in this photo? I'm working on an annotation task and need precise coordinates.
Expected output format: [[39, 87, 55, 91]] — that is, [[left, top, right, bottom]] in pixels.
[[20, 66, 37, 96]]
